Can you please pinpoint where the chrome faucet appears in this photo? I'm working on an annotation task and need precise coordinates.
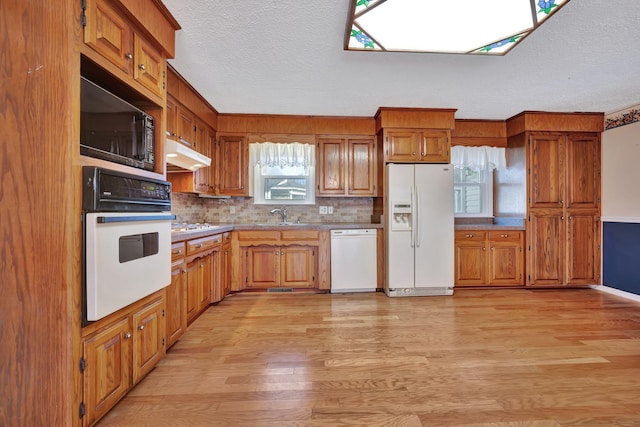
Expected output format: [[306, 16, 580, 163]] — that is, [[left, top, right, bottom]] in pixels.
[[269, 206, 287, 223]]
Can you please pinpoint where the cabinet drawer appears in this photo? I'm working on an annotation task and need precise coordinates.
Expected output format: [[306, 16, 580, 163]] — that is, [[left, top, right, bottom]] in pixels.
[[488, 231, 522, 242], [186, 234, 222, 255], [455, 231, 487, 242], [171, 242, 185, 260], [237, 230, 279, 241], [281, 230, 320, 241]]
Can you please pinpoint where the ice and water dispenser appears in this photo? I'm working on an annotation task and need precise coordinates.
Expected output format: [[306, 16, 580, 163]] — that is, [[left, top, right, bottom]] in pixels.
[[391, 201, 412, 231]]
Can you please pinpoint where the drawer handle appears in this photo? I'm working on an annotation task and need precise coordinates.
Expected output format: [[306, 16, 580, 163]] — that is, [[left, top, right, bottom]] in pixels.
[[501, 234, 508, 238], [195, 244, 203, 249], [465, 234, 473, 238], [172, 249, 183, 254]]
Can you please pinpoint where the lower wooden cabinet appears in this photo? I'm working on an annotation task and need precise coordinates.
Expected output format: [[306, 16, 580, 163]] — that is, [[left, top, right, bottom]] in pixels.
[[166, 257, 187, 348], [455, 230, 524, 286], [245, 245, 316, 289], [82, 293, 165, 426], [186, 252, 213, 323]]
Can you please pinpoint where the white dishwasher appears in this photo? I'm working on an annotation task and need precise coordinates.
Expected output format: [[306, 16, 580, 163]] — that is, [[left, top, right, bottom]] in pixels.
[[330, 229, 377, 293]]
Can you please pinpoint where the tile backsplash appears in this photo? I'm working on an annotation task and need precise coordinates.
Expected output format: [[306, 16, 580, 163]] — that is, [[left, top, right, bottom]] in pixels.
[[172, 193, 375, 224]]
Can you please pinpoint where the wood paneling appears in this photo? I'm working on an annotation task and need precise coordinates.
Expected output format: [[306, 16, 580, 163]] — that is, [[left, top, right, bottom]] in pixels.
[[97, 290, 640, 426], [1, 2, 82, 426], [218, 114, 375, 135], [451, 119, 507, 147]]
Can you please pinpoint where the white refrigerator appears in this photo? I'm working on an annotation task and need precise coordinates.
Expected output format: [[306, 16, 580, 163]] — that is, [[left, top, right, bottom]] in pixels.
[[385, 163, 454, 297]]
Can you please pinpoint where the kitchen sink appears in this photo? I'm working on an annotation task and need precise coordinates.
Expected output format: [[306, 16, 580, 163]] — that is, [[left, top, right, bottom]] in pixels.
[[254, 222, 310, 226]]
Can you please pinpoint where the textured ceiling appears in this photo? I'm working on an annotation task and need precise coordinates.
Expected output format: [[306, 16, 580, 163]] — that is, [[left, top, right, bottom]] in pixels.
[[163, 0, 640, 120]]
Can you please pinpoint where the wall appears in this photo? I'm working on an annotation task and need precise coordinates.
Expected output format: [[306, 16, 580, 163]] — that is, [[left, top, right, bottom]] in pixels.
[[172, 193, 374, 224], [601, 105, 640, 295]]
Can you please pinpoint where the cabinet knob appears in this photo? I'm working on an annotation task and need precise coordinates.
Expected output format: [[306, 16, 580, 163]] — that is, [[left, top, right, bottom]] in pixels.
[[125, 53, 133, 60], [195, 244, 203, 248], [501, 234, 508, 238], [124, 332, 132, 339], [139, 63, 146, 71], [412, 152, 416, 156], [482, 247, 486, 251], [421, 152, 425, 156], [490, 247, 495, 251], [138, 325, 145, 331], [465, 234, 473, 238]]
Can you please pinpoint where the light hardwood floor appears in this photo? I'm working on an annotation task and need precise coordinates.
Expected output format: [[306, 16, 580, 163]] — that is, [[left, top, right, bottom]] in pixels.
[[97, 289, 640, 426]]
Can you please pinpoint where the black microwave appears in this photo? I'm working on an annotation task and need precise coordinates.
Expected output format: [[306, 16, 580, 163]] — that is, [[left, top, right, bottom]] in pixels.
[[80, 77, 155, 171]]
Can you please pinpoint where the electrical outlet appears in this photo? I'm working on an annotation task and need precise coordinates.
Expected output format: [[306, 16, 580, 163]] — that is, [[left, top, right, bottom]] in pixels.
[[327, 206, 333, 214], [229, 206, 236, 214], [319, 206, 328, 215]]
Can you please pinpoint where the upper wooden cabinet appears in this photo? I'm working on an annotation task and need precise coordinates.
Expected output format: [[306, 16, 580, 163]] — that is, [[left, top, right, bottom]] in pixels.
[[82, 0, 177, 100], [384, 129, 450, 163], [217, 134, 248, 196], [375, 108, 456, 164], [317, 136, 376, 196]]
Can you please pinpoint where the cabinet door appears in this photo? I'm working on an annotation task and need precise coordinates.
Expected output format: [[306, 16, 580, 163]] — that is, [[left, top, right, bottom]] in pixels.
[[566, 211, 600, 284], [487, 231, 523, 285], [420, 130, 450, 163], [528, 210, 564, 285], [565, 134, 600, 209], [84, 0, 132, 74], [280, 245, 316, 288], [529, 134, 564, 208], [386, 131, 419, 162], [199, 253, 212, 311], [133, 33, 165, 97], [218, 135, 248, 196], [222, 241, 232, 297], [194, 122, 212, 193], [166, 97, 177, 138], [317, 138, 346, 195], [176, 106, 196, 147], [246, 246, 279, 288], [348, 138, 376, 196], [132, 298, 164, 384], [185, 258, 200, 322], [83, 317, 132, 427], [210, 248, 222, 304], [166, 259, 187, 348], [454, 232, 486, 286]]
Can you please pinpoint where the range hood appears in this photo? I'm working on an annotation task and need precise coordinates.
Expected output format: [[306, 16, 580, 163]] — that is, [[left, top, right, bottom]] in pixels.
[[165, 138, 211, 171]]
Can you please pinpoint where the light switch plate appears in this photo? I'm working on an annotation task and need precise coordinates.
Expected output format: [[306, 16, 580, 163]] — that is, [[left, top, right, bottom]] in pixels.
[[327, 206, 333, 214]]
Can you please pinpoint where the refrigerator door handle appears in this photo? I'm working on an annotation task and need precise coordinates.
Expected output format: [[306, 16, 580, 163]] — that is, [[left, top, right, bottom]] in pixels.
[[415, 185, 421, 248], [410, 185, 415, 248]]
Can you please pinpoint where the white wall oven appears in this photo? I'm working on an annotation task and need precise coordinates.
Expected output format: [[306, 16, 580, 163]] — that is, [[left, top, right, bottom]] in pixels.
[[82, 167, 174, 323]]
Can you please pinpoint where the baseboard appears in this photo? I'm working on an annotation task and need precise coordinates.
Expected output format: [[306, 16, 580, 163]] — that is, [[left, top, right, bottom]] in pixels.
[[591, 285, 640, 303]]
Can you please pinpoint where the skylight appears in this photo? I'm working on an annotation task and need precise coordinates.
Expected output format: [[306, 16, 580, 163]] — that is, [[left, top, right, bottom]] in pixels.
[[346, 0, 570, 55]]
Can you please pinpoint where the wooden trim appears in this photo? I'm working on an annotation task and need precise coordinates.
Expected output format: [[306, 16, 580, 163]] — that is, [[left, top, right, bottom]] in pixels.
[[451, 119, 507, 147], [374, 107, 457, 131], [506, 111, 605, 136], [167, 65, 219, 129]]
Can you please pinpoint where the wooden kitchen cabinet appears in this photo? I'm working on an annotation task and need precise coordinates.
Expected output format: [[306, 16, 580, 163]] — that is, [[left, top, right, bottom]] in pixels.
[[132, 297, 165, 384], [83, 317, 131, 427], [176, 105, 196, 148], [455, 230, 524, 286], [221, 233, 232, 297], [194, 120, 214, 193], [238, 229, 319, 290], [246, 245, 316, 289], [384, 129, 450, 163], [166, 257, 187, 348], [83, 0, 167, 99], [317, 136, 376, 196], [526, 132, 601, 285], [185, 234, 222, 323], [82, 293, 165, 426], [217, 134, 248, 196]]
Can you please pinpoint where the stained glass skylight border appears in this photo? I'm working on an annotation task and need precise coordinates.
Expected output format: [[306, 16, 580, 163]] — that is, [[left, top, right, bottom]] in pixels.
[[345, 0, 570, 55]]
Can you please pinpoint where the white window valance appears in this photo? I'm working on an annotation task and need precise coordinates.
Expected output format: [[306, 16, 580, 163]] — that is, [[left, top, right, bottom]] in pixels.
[[451, 146, 506, 171], [249, 142, 315, 170]]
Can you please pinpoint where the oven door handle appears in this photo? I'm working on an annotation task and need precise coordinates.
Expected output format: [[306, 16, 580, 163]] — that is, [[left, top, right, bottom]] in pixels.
[[96, 214, 176, 224]]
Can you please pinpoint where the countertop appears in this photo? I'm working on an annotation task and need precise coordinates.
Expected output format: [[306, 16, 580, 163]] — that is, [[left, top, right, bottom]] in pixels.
[[454, 224, 525, 231], [171, 223, 383, 242]]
